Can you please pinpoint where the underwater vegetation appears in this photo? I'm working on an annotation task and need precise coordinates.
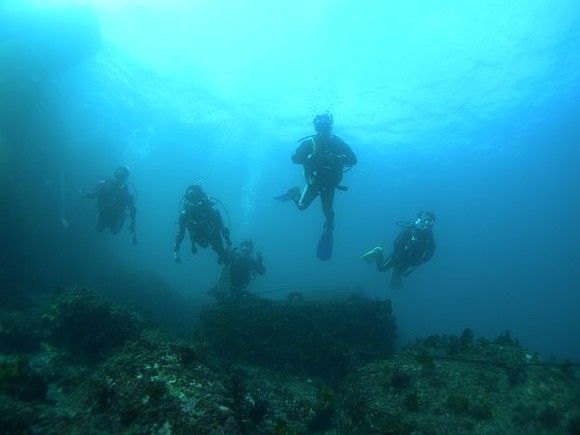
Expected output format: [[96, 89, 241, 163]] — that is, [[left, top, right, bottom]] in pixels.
[[0, 289, 579, 434]]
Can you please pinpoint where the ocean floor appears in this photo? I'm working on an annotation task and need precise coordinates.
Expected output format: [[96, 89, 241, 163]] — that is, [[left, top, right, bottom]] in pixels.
[[1, 286, 579, 434]]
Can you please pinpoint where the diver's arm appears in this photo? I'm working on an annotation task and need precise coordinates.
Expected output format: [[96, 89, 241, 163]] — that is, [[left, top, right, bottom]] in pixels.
[[223, 227, 232, 247], [215, 209, 232, 246], [420, 234, 436, 263], [335, 137, 357, 166], [254, 252, 265, 275], [128, 204, 137, 222], [127, 193, 137, 221], [82, 179, 107, 199], [127, 193, 137, 231], [291, 140, 313, 165], [393, 227, 411, 253]]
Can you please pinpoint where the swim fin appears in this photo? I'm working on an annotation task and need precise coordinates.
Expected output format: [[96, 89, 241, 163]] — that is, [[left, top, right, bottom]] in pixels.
[[361, 245, 383, 263], [390, 268, 403, 289], [316, 229, 333, 261], [273, 186, 300, 202]]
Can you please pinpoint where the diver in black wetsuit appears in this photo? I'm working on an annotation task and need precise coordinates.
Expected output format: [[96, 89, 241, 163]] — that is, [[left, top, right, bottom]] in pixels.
[[362, 211, 436, 288], [173, 184, 231, 265], [81, 166, 137, 241], [276, 112, 357, 260], [285, 112, 357, 232]]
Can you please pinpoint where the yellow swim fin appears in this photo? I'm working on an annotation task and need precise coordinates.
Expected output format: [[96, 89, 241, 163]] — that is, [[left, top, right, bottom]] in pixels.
[[361, 245, 384, 263]]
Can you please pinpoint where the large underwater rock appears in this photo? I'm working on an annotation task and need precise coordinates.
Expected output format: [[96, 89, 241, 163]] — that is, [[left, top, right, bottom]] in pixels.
[[42, 287, 142, 361], [1, 328, 324, 434], [0, 290, 42, 354], [60, 333, 324, 434], [197, 294, 398, 381], [337, 330, 580, 434]]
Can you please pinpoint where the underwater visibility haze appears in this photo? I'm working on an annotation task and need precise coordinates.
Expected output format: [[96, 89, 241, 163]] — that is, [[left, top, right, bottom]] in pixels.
[[2, 0, 580, 364]]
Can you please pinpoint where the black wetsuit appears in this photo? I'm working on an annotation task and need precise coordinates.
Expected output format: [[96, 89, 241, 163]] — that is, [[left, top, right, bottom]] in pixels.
[[228, 249, 265, 298], [377, 224, 436, 275], [175, 199, 230, 264], [291, 133, 357, 230], [86, 179, 136, 234]]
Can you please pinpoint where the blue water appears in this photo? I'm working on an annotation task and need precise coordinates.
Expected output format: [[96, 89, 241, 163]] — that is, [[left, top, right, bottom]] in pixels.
[[1, 0, 579, 360]]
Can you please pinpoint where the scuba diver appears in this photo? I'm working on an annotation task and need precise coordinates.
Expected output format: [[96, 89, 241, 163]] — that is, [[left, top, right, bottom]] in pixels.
[[362, 211, 436, 289], [81, 166, 137, 244], [209, 240, 265, 301], [173, 183, 232, 265], [275, 112, 357, 260]]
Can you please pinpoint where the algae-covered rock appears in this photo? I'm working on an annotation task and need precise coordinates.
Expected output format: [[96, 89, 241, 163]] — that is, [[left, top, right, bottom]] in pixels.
[[225, 364, 322, 434], [59, 329, 238, 434], [42, 287, 142, 361], [197, 295, 397, 381], [0, 292, 43, 353], [337, 331, 580, 434], [2, 286, 578, 434]]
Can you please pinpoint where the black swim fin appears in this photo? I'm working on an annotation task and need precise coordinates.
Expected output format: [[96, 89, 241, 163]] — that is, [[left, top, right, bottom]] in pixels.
[[273, 186, 300, 202], [390, 268, 402, 289], [316, 229, 333, 261]]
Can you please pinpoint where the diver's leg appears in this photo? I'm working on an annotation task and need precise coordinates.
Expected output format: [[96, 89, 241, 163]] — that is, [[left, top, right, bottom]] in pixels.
[[297, 184, 318, 210], [320, 189, 335, 231], [187, 226, 198, 254], [189, 238, 198, 255], [96, 212, 106, 232], [397, 264, 410, 276], [376, 252, 394, 272], [109, 214, 125, 235]]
